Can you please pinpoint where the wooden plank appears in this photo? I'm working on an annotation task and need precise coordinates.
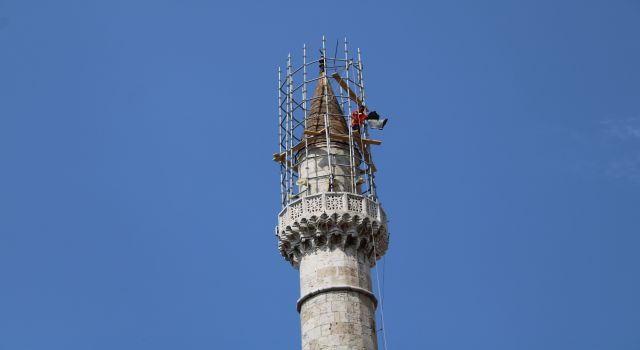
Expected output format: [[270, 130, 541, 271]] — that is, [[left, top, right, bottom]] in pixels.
[[303, 129, 325, 137], [358, 137, 382, 145], [272, 140, 310, 162], [303, 129, 381, 145], [329, 133, 382, 146], [273, 152, 285, 162], [331, 73, 367, 110], [272, 155, 298, 171]]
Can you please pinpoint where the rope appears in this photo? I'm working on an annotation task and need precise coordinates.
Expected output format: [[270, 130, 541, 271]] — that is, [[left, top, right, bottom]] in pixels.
[[370, 231, 389, 350], [382, 255, 386, 306]]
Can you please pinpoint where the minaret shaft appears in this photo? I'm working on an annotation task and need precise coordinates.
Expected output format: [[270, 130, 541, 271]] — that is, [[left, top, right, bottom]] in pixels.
[[299, 249, 377, 349], [292, 139, 380, 350]]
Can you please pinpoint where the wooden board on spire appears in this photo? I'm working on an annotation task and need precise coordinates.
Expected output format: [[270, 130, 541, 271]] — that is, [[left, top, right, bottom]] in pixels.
[[303, 129, 382, 145], [331, 73, 367, 111]]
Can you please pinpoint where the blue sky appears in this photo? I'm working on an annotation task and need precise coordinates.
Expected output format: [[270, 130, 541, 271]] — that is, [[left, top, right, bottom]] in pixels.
[[1, 0, 639, 349]]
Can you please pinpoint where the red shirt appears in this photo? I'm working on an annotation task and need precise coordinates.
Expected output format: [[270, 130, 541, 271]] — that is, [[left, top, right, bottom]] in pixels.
[[351, 110, 367, 126]]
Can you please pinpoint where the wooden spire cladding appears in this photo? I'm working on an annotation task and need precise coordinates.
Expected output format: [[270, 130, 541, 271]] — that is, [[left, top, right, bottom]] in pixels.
[[273, 70, 382, 174], [304, 74, 349, 139]]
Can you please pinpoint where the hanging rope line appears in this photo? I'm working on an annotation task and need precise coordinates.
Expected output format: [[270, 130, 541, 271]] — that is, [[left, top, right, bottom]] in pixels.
[[371, 230, 389, 350]]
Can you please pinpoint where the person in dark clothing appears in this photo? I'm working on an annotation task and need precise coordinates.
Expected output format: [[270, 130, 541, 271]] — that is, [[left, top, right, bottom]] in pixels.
[[366, 110, 388, 130]]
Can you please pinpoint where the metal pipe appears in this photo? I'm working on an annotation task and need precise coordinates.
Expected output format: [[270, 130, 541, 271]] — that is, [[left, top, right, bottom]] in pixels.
[[357, 48, 376, 199], [278, 66, 285, 207], [287, 53, 294, 201], [321, 36, 335, 192], [302, 43, 310, 197], [344, 37, 357, 194]]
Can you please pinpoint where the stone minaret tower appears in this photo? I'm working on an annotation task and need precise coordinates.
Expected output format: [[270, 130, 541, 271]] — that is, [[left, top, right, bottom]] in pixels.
[[275, 40, 389, 350]]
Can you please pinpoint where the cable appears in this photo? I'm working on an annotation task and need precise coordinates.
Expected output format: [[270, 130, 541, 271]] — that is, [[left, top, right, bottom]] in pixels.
[[370, 230, 389, 350]]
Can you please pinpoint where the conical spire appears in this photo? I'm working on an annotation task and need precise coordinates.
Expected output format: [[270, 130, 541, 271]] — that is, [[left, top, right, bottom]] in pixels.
[[304, 75, 349, 137]]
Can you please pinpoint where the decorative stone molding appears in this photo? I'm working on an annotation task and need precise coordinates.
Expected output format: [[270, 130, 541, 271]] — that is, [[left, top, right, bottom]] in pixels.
[[277, 192, 389, 267], [296, 285, 378, 312]]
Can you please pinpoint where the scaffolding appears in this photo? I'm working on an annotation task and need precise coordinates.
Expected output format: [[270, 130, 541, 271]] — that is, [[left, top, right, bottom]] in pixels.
[[275, 37, 381, 208]]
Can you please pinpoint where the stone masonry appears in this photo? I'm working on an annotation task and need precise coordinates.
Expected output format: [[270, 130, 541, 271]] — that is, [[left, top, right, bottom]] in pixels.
[[299, 249, 378, 350]]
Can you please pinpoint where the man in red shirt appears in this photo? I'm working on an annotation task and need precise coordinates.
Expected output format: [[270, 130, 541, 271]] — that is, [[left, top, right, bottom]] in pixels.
[[351, 105, 367, 132]]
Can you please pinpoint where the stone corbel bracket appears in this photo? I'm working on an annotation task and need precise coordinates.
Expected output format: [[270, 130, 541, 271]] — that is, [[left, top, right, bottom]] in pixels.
[[277, 192, 389, 268]]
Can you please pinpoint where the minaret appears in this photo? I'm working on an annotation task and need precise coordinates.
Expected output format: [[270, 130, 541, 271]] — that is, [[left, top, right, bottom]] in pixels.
[[276, 39, 389, 350]]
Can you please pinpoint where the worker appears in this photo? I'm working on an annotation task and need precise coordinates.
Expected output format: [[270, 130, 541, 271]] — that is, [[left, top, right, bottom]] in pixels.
[[351, 105, 367, 132]]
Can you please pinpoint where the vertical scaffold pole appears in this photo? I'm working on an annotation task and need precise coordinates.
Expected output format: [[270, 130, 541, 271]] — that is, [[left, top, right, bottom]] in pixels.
[[357, 47, 376, 199], [302, 44, 309, 195], [321, 36, 335, 192], [287, 53, 294, 200], [347, 47, 362, 193], [278, 66, 285, 207], [344, 38, 357, 193]]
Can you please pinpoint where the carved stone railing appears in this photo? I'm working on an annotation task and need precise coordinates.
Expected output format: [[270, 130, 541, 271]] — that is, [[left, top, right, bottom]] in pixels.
[[276, 192, 389, 267]]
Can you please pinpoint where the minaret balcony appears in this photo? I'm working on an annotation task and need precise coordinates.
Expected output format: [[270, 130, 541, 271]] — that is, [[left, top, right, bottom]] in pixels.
[[276, 192, 389, 267]]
